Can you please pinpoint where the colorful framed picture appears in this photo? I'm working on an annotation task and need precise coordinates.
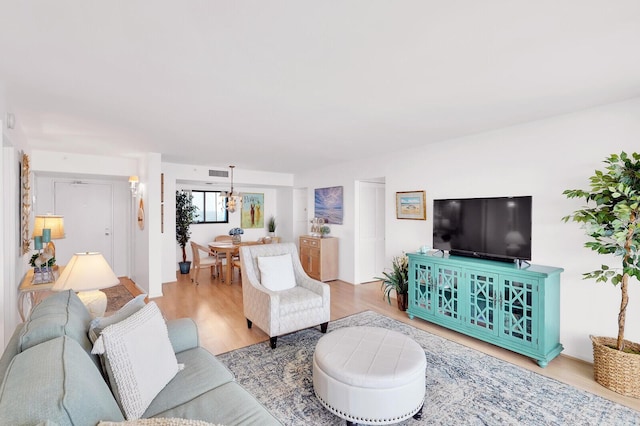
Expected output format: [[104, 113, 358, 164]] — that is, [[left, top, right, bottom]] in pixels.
[[241, 193, 264, 229], [396, 191, 426, 220], [315, 186, 343, 224]]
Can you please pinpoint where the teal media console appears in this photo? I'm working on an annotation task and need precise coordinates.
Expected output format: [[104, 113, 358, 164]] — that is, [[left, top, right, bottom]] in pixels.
[[407, 252, 564, 367]]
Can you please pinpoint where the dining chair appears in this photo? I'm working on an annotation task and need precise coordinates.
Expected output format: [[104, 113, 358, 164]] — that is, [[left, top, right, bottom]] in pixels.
[[190, 241, 221, 285], [214, 235, 240, 277]]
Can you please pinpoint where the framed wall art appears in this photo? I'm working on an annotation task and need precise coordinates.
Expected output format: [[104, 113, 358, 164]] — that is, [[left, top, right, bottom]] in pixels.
[[241, 193, 264, 229], [396, 190, 426, 220], [314, 186, 343, 224], [21, 153, 31, 254]]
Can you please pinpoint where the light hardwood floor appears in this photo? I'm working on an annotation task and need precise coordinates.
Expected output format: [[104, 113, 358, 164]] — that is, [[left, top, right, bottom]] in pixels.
[[149, 269, 640, 413]]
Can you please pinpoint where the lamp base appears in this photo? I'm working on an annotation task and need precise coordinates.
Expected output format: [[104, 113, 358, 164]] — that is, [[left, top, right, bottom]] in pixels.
[[77, 290, 108, 318]]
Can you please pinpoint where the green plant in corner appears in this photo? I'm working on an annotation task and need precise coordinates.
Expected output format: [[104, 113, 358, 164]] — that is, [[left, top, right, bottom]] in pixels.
[[176, 190, 199, 271], [376, 254, 409, 310], [563, 151, 640, 352]]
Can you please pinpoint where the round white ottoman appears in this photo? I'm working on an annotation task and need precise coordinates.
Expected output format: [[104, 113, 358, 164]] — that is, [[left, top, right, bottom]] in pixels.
[[313, 326, 426, 425]]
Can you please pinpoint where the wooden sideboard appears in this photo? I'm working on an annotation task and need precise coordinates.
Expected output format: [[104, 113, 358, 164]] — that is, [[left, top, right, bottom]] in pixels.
[[299, 235, 338, 282]]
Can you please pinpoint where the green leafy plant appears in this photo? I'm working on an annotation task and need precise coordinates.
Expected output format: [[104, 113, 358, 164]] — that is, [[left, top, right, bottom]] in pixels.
[[176, 191, 198, 263], [563, 151, 640, 352], [376, 254, 409, 304], [268, 216, 277, 233], [29, 253, 55, 268]]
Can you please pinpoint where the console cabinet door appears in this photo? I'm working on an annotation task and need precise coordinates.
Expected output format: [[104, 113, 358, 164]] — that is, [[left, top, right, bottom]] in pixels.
[[499, 276, 539, 349], [435, 265, 463, 326], [409, 260, 436, 315], [466, 270, 499, 337]]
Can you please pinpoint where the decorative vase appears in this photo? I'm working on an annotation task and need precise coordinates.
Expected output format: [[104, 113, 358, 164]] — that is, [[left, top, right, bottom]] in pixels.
[[397, 293, 408, 311], [179, 261, 191, 274], [591, 335, 640, 398], [232, 235, 241, 244]]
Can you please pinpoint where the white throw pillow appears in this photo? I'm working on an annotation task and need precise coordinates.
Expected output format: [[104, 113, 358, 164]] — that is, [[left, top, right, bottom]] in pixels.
[[92, 302, 182, 420], [258, 254, 297, 291], [89, 294, 148, 343]]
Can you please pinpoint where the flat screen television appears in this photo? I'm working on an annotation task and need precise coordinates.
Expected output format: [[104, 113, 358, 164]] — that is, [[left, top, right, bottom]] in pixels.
[[432, 196, 532, 262]]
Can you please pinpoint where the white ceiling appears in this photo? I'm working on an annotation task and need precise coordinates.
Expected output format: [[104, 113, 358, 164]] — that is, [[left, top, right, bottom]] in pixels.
[[1, 1, 640, 173]]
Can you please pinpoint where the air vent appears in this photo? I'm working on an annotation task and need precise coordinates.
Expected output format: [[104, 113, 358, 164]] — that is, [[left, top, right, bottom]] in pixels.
[[209, 169, 229, 178]]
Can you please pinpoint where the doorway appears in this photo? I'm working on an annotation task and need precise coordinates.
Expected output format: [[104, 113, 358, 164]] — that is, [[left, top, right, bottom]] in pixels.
[[356, 180, 385, 283], [54, 181, 114, 267]]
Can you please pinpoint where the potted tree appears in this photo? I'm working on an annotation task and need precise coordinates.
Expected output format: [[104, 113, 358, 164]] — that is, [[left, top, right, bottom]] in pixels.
[[176, 190, 198, 274], [268, 216, 277, 237], [563, 151, 640, 398], [376, 254, 409, 311]]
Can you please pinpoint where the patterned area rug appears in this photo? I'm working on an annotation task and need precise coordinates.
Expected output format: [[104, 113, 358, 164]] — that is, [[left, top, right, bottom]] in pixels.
[[103, 284, 135, 315], [217, 311, 640, 425]]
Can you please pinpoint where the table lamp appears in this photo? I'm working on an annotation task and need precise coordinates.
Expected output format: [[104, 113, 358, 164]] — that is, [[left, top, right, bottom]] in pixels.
[[33, 214, 65, 261], [53, 252, 119, 318]]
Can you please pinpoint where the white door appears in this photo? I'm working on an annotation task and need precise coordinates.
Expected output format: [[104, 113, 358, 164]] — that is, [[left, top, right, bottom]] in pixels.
[[54, 182, 114, 267], [357, 181, 385, 283]]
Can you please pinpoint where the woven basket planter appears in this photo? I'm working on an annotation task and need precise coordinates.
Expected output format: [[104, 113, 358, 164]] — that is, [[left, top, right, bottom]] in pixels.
[[591, 335, 640, 398]]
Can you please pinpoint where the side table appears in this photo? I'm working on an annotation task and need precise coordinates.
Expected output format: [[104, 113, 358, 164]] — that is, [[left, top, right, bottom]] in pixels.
[[18, 267, 62, 321]]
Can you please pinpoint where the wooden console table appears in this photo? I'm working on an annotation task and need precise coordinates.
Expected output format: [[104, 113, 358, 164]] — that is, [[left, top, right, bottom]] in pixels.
[[18, 267, 62, 321]]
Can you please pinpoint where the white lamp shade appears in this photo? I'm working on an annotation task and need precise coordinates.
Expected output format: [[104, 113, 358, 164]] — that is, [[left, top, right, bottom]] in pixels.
[[53, 252, 119, 292], [33, 215, 65, 239]]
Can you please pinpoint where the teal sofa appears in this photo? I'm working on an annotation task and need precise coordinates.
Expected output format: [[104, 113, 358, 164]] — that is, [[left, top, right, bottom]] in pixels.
[[0, 290, 281, 426]]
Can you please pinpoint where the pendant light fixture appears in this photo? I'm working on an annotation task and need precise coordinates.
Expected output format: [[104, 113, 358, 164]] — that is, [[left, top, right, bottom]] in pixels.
[[226, 165, 240, 212]]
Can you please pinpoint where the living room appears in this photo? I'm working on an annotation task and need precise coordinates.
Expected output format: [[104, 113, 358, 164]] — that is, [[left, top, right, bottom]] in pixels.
[[1, 2, 640, 423]]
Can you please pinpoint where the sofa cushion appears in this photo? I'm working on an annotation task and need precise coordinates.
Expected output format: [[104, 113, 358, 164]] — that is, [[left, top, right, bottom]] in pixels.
[[150, 382, 282, 426], [258, 254, 296, 291], [0, 336, 124, 426], [278, 286, 324, 316], [18, 290, 93, 353], [99, 420, 223, 426], [143, 347, 234, 418], [89, 293, 148, 342], [92, 302, 182, 420]]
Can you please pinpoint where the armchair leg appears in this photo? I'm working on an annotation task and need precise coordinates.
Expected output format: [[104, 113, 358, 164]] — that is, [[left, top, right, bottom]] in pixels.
[[270, 337, 277, 349], [321, 322, 328, 333], [246, 319, 252, 329]]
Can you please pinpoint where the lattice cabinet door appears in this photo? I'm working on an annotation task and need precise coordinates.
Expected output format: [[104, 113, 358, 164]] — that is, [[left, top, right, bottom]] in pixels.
[[409, 260, 435, 315], [466, 270, 499, 336], [435, 265, 463, 325], [499, 276, 539, 348]]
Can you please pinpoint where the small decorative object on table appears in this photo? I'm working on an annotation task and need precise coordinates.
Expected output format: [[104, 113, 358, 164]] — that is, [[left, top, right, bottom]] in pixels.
[[229, 227, 244, 244], [30, 235, 56, 284], [310, 217, 324, 237], [320, 225, 331, 238]]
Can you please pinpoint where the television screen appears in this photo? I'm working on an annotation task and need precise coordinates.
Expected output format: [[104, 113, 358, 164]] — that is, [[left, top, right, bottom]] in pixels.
[[432, 196, 532, 262]]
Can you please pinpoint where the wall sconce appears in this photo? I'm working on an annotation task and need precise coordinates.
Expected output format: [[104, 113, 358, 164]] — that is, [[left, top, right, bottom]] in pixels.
[[129, 176, 139, 198]]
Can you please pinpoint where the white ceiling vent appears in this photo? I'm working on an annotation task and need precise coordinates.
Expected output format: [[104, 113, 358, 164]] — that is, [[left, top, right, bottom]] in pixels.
[[209, 169, 229, 178]]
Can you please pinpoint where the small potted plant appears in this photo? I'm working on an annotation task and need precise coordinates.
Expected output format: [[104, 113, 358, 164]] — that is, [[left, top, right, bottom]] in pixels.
[[563, 151, 640, 397], [268, 216, 277, 237], [376, 254, 409, 311], [320, 225, 331, 238], [229, 227, 244, 244], [176, 190, 198, 274]]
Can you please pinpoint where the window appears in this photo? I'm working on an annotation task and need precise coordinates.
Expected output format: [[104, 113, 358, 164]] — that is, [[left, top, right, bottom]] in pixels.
[[191, 190, 228, 224]]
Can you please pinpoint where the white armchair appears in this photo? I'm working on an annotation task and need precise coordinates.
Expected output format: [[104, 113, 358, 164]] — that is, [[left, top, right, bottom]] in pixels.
[[240, 243, 330, 348]]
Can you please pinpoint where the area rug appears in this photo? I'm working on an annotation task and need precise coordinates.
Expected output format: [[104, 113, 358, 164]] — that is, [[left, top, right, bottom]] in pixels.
[[103, 284, 135, 315], [217, 311, 640, 425]]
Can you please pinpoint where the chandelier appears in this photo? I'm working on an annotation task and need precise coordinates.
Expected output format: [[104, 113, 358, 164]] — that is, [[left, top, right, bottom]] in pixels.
[[225, 165, 240, 212]]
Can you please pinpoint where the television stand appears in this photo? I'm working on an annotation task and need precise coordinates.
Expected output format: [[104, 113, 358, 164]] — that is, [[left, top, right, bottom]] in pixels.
[[407, 252, 564, 367]]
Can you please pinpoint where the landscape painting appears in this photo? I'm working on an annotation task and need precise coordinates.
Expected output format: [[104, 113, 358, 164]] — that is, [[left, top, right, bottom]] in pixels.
[[396, 190, 426, 220], [314, 186, 343, 224], [241, 193, 264, 229]]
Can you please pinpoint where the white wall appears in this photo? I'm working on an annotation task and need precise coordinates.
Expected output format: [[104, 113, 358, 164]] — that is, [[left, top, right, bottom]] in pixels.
[[1, 109, 32, 349], [295, 97, 640, 362]]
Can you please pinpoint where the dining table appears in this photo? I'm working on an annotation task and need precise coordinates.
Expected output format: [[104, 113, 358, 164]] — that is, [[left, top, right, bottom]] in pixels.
[[208, 240, 263, 283]]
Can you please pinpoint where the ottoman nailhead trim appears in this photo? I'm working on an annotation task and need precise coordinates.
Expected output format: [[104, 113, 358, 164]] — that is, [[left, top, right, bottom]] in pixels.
[[314, 391, 423, 424]]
